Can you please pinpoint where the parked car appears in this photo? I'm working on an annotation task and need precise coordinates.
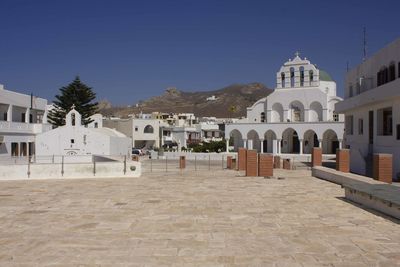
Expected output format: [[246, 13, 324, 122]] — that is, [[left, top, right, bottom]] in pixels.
[[132, 148, 144, 156]]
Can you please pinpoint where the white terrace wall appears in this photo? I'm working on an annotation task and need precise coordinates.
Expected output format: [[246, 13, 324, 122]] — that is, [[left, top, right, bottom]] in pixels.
[[0, 161, 141, 180]]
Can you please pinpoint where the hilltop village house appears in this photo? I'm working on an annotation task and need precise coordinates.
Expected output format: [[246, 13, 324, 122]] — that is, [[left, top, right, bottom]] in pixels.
[[35, 108, 131, 161], [336, 38, 400, 179], [0, 84, 51, 160], [225, 53, 345, 155]]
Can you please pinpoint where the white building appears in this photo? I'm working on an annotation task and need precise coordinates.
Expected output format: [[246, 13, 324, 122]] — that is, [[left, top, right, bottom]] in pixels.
[[335, 38, 400, 179], [197, 122, 222, 142], [225, 53, 344, 155], [161, 125, 201, 149], [206, 95, 218, 101], [0, 84, 51, 159], [36, 108, 131, 159], [87, 113, 103, 128], [103, 117, 163, 149]]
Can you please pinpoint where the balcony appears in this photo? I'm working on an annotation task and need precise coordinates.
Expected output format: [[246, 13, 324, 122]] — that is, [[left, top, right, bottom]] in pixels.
[[0, 121, 52, 134]]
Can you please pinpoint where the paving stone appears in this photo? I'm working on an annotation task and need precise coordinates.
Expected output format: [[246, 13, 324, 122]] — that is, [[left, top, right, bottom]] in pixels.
[[0, 169, 399, 265]]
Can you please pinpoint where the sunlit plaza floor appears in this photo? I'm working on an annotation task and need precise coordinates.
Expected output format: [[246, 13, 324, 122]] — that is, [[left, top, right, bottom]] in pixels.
[[0, 167, 400, 266]]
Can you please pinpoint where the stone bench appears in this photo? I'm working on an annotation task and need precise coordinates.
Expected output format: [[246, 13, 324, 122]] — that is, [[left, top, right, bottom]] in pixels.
[[312, 166, 400, 219]]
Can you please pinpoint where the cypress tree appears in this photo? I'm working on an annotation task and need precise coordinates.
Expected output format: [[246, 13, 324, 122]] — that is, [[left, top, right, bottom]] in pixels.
[[47, 76, 98, 126]]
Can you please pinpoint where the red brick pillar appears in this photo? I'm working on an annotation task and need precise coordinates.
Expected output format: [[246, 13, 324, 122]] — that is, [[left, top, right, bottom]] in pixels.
[[237, 148, 247, 171], [312, 147, 322, 167], [373, 154, 393, 184], [273, 156, 281, 169], [258, 154, 273, 177], [336, 149, 350, 173], [282, 158, 291, 170], [246, 150, 258, 176], [227, 156, 232, 169], [179, 156, 186, 169]]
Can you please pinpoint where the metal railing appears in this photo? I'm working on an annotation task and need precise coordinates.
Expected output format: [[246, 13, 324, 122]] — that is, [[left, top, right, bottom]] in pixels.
[[0, 154, 131, 178], [142, 154, 230, 173]]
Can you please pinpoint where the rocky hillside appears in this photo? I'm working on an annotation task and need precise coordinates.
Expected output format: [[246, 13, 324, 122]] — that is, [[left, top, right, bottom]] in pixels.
[[99, 83, 273, 118]]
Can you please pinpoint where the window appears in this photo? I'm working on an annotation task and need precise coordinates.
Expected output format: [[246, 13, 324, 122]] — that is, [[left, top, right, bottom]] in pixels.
[[309, 70, 314, 86], [349, 84, 353, 97], [71, 113, 75, 126], [333, 113, 339, 122], [21, 113, 26, 122], [11, 143, 18, 156], [398, 62, 400, 78], [29, 114, 33, 123], [71, 139, 75, 144], [377, 107, 392, 136], [94, 122, 98, 128], [135, 126, 138, 132], [377, 67, 389, 86], [389, 62, 396, 82], [144, 125, 154, 133], [345, 115, 353, 135], [3, 113, 6, 121], [383, 67, 389, 84], [377, 71, 381, 86], [356, 83, 361, 95], [397, 124, 400, 140], [290, 67, 295, 87], [260, 112, 266, 122], [358, 119, 363, 135], [299, 67, 304, 87], [281, 72, 285, 88]]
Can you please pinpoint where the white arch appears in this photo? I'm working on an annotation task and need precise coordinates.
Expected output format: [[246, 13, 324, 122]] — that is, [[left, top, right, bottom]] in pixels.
[[247, 130, 260, 152], [144, 125, 154, 133], [271, 102, 284, 122], [282, 127, 300, 154], [264, 130, 277, 153], [289, 100, 305, 122], [229, 129, 243, 151], [309, 101, 323, 122], [322, 129, 339, 154], [299, 66, 305, 87], [303, 129, 319, 154], [290, 67, 295, 87]]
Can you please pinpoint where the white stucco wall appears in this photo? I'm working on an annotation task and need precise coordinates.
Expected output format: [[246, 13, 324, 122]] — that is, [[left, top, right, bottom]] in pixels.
[[0, 160, 141, 180], [336, 38, 400, 180]]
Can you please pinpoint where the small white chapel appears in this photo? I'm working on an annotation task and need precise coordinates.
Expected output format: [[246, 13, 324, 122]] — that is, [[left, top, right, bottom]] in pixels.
[[35, 107, 132, 160]]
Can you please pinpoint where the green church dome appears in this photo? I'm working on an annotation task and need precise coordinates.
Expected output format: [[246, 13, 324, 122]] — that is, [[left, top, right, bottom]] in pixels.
[[319, 70, 333, 81]]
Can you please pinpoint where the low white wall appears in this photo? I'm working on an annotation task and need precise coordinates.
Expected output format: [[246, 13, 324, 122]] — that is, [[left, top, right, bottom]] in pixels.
[[312, 166, 400, 220], [344, 187, 400, 220], [0, 161, 141, 180]]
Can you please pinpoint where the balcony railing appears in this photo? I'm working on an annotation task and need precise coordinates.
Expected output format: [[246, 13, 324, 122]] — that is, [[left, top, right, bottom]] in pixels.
[[0, 121, 52, 134]]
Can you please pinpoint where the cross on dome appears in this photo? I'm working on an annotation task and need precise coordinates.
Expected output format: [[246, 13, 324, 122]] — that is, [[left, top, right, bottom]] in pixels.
[[71, 104, 76, 110], [295, 51, 300, 57]]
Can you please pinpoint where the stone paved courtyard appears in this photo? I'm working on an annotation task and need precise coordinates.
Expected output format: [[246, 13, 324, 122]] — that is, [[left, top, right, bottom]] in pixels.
[[0, 168, 400, 266]]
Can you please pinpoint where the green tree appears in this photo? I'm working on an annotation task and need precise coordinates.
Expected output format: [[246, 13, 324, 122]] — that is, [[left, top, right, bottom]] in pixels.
[[47, 76, 98, 126]]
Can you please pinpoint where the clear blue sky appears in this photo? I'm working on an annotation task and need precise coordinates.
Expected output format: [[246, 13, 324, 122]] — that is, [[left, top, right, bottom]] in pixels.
[[0, 0, 399, 105]]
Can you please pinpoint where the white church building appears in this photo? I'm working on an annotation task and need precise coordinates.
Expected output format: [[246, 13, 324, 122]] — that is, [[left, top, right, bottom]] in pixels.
[[35, 108, 131, 160], [225, 53, 345, 155]]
